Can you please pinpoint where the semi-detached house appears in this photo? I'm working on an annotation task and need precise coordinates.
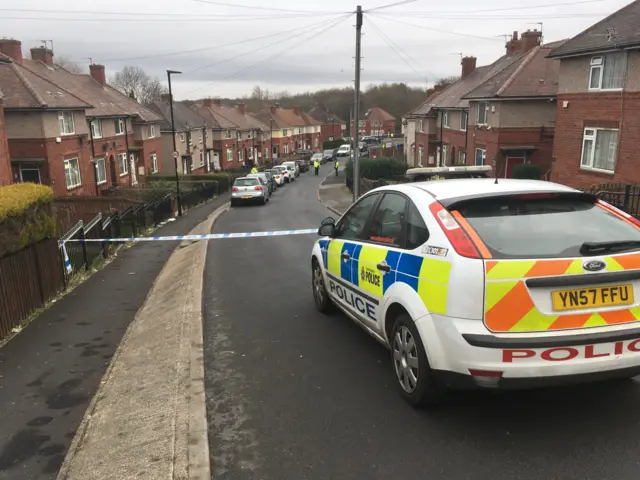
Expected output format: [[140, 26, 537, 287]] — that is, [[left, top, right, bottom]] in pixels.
[[255, 104, 322, 160], [306, 104, 346, 145], [548, 0, 640, 189], [0, 39, 163, 196]]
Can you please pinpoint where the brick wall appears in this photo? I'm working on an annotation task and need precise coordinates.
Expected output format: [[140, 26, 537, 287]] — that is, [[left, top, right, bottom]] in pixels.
[[0, 100, 11, 186], [469, 126, 500, 167], [139, 137, 163, 175], [552, 92, 640, 189], [414, 131, 436, 166], [320, 123, 341, 146], [53, 195, 143, 234], [91, 133, 134, 189], [440, 128, 468, 165]]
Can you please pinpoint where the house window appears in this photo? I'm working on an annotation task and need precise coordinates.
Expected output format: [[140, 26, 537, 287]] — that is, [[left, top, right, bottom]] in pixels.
[[115, 118, 125, 135], [237, 132, 242, 140], [180, 132, 185, 142], [238, 149, 244, 161], [247, 130, 252, 139], [200, 152, 204, 166], [418, 145, 424, 166], [150, 153, 158, 173], [226, 148, 233, 161], [418, 120, 424, 132], [89, 119, 102, 138], [589, 52, 625, 91], [225, 130, 232, 139], [58, 111, 75, 135], [443, 111, 450, 128], [476, 102, 488, 125], [94, 157, 106, 184], [298, 127, 303, 134], [64, 158, 81, 188], [314, 137, 319, 147], [149, 124, 156, 138], [264, 148, 268, 159], [283, 144, 289, 154], [282, 129, 288, 136], [475, 148, 486, 166], [460, 111, 468, 131], [441, 145, 448, 165], [458, 150, 467, 165], [117, 152, 128, 175], [581, 128, 619, 172]]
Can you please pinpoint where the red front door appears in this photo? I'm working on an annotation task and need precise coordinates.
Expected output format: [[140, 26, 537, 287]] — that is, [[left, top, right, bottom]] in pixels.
[[505, 157, 525, 178]]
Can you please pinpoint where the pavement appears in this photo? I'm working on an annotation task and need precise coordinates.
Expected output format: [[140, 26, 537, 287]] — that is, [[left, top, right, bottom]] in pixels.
[[0, 195, 227, 480], [317, 167, 352, 215], [203, 162, 640, 480]]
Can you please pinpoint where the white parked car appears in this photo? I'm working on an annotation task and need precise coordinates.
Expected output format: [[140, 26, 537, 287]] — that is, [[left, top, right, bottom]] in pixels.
[[274, 165, 293, 183], [230, 176, 270, 206], [281, 161, 299, 178], [336, 144, 351, 158], [266, 168, 285, 186], [311, 178, 640, 408]]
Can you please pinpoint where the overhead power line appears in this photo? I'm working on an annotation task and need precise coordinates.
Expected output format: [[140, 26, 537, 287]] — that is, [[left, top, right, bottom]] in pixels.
[[182, 13, 352, 97], [0, 7, 327, 18], [0, 13, 340, 23], [364, 0, 417, 13], [383, 12, 610, 19], [370, 14, 505, 41], [188, 0, 349, 14], [381, 0, 605, 15]]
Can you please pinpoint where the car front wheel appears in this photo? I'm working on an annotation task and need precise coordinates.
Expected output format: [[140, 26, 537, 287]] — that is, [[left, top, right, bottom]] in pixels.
[[391, 313, 447, 408], [312, 259, 333, 313]]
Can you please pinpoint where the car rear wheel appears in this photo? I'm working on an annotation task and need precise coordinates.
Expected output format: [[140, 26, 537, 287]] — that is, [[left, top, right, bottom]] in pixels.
[[391, 313, 447, 408], [312, 259, 334, 313]]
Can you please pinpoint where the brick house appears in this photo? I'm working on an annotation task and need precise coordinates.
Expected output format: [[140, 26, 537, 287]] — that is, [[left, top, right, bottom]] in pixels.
[[548, 0, 640, 189], [255, 104, 322, 159], [147, 95, 215, 174], [352, 107, 395, 137], [194, 99, 269, 169], [306, 104, 346, 146], [403, 86, 444, 167], [0, 90, 14, 186], [0, 39, 163, 196], [463, 35, 562, 178]]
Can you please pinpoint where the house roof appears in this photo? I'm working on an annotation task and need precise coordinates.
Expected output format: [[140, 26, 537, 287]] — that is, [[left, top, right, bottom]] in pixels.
[[307, 105, 345, 124], [255, 106, 320, 129], [409, 54, 525, 116], [16, 58, 162, 122], [548, 0, 640, 58], [0, 56, 92, 109], [146, 100, 209, 132], [194, 102, 268, 131], [364, 107, 395, 122], [464, 41, 565, 99]]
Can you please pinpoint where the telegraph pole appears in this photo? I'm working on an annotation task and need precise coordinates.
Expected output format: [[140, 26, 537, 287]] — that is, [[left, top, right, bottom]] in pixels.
[[352, 5, 363, 202]]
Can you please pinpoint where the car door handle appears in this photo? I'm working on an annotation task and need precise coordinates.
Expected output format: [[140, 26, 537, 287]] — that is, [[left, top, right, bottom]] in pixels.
[[341, 252, 351, 260], [377, 262, 391, 273]]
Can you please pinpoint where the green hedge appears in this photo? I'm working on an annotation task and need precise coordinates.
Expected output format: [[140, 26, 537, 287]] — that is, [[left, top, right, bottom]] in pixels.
[[323, 139, 347, 150], [0, 183, 56, 257], [345, 157, 407, 183], [512, 163, 542, 180]]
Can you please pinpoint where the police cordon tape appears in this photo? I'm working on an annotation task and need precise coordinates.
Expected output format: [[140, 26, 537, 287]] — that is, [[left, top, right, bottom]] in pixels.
[[59, 228, 318, 274]]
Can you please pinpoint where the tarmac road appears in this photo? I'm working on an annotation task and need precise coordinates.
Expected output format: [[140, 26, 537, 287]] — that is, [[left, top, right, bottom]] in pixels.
[[203, 163, 640, 480]]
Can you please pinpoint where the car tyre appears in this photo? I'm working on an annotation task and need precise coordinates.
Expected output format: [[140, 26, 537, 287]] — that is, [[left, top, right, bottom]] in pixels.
[[391, 313, 448, 409], [260, 196, 267, 205], [312, 259, 334, 313]]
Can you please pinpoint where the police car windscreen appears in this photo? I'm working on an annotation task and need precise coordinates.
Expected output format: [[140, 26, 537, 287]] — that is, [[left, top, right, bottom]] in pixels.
[[234, 178, 259, 186], [455, 195, 640, 259]]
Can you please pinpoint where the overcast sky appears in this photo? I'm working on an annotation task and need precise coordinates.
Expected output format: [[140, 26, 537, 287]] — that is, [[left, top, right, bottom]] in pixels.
[[0, 0, 631, 100]]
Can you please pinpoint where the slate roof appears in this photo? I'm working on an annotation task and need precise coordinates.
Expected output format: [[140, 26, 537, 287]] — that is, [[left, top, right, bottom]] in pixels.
[[255, 106, 319, 129], [146, 100, 208, 132], [465, 41, 565, 99], [548, 0, 640, 58], [194, 102, 268, 131], [307, 105, 345, 124]]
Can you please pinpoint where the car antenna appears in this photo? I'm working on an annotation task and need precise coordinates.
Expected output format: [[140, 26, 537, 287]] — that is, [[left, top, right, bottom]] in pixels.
[[492, 157, 498, 184]]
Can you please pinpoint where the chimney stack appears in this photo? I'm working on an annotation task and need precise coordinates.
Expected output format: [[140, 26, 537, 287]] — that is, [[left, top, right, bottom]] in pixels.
[[160, 93, 172, 103], [236, 103, 246, 114], [506, 31, 521, 56], [293, 106, 301, 116], [30, 46, 54, 67], [0, 39, 23, 64], [89, 64, 106, 86], [461, 56, 477, 79], [521, 29, 542, 53], [270, 104, 280, 114], [203, 98, 213, 107]]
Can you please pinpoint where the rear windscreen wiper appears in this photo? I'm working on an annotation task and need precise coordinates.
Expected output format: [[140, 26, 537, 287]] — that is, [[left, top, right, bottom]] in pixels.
[[579, 240, 640, 255]]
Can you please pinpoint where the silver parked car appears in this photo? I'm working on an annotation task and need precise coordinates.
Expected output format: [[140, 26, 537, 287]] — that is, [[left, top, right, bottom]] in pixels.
[[230, 176, 270, 206]]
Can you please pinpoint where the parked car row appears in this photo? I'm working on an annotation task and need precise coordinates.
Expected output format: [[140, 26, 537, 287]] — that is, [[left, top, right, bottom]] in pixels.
[[230, 160, 305, 206]]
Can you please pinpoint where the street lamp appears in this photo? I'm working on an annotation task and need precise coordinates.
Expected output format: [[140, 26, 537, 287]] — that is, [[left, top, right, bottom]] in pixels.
[[167, 69, 183, 217]]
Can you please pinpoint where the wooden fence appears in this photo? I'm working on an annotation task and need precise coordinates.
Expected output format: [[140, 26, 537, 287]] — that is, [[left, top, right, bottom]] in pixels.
[[0, 238, 65, 339]]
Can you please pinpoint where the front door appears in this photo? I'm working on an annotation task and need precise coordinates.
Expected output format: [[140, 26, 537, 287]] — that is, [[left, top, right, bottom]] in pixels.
[[20, 166, 41, 183], [129, 154, 137, 185], [109, 155, 117, 186], [505, 157, 526, 178]]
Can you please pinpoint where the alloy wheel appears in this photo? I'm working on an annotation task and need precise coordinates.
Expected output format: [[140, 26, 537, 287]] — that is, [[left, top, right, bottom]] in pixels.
[[393, 326, 420, 393]]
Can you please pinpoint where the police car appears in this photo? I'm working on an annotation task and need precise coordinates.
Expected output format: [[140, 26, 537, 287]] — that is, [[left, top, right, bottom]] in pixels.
[[311, 178, 640, 408]]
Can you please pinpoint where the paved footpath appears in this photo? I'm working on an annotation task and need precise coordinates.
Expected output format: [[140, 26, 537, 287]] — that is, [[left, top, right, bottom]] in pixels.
[[317, 167, 352, 215], [0, 195, 227, 480]]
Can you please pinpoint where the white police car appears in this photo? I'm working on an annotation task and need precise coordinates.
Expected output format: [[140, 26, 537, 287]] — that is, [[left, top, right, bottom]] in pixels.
[[311, 178, 640, 408]]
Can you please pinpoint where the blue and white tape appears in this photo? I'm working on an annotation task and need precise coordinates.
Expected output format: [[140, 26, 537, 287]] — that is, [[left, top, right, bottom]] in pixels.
[[62, 242, 73, 274], [61, 228, 319, 244]]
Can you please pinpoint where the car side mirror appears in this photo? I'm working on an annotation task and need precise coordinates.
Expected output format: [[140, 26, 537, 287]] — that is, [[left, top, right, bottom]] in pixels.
[[318, 224, 335, 237], [320, 216, 335, 226]]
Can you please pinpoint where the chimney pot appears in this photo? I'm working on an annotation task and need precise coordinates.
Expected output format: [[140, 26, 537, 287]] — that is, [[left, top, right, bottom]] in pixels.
[[0, 38, 23, 64], [30, 46, 54, 67], [461, 56, 477, 79], [89, 64, 106, 86]]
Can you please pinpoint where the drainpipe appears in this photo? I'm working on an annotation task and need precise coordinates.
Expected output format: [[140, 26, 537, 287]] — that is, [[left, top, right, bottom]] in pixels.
[[202, 125, 208, 172], [88, 118, 99, 196], [436, 109, 444, 167], [123, 117, 132, 186]]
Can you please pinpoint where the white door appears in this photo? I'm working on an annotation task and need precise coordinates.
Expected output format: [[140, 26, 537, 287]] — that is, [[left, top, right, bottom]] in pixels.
[[130, 155, 137, 185]]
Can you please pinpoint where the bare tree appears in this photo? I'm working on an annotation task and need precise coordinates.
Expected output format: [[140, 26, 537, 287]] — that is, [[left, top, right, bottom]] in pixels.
[[109, 66, 168, 103], [435, 76, 460, 88], [54, 55, 83, 74]]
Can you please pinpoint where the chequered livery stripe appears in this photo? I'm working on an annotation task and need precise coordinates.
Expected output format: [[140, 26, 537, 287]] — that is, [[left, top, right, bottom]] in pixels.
[[485, 252, 640, 332]]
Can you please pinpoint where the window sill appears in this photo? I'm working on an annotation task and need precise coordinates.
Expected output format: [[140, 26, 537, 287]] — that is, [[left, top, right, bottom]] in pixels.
[[66, 184, 82, 190], [97, 180, 107, 185], [93, 135, 102, 140], [119, 172, 129, 177], [115, 133, 125, 136], [60, 132, 75, 136], [588, 88, 624, 93], [580, 166, 615, 176]]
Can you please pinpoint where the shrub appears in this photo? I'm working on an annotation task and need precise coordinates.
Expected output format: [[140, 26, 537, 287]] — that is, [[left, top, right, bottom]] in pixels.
[[323, 139, 347, 150], [0, 183, 56, 257], [147, 173, 238, 194], [512, 163, 542, 180], [344, 157, 407, 183]]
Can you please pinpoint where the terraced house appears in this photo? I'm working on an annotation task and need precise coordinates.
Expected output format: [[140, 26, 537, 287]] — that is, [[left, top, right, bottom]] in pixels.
[[255, 104, 322, 159], [548, 0, 640, 188], [0, 39, 163, 196]]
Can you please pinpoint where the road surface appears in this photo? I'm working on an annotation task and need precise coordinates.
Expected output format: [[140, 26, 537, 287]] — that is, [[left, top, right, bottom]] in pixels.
[[203, 164, 640, 480]]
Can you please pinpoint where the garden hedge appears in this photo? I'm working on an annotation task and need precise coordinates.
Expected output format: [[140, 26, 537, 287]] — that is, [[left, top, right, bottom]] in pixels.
[[512, 163, 542, 180], [0, 183, 56, 257], [344, 157, 407, 183]]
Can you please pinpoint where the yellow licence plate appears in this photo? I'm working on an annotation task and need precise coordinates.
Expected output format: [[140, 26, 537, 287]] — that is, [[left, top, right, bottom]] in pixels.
[[551, 284, 634, 311], [241, 195, 252, 199]]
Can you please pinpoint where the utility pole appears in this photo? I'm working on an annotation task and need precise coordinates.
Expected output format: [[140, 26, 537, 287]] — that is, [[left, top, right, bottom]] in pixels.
[[352, 5, 363, 201], [167, 69, 183, 216]]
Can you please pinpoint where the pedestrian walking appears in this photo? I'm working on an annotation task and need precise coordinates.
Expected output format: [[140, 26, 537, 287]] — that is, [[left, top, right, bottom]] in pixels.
[[314, 159, 320, 176], [334, 159, 340, 177]]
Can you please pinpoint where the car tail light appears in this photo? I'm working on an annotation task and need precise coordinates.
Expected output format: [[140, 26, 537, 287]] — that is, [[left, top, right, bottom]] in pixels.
[[254, 186, 263, 191], [428, 201, 481, 259], [232, 187, 239, 192]]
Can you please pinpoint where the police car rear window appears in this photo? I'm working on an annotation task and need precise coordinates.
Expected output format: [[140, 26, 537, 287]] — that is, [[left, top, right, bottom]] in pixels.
[[455, 196, 640, 259]]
